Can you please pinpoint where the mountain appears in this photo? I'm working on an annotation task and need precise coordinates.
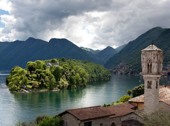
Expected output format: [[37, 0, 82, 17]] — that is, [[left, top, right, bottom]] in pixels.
[[0, 38, 101, 70], [105, 27, 170, 74], [81, 46, 117, 64], [96, 46, 117, 64], [115, 44, 126, 53], [81, 47, 100, 54]]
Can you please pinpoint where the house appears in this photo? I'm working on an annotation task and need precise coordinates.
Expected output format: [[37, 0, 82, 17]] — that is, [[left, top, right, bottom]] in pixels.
[[59, 103, 143, 126]]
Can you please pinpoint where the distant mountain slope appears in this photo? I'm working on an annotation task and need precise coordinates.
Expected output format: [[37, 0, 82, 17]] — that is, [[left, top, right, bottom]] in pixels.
[[105, 27, 170, 74], [81, 46, 118, 64], [81, 47, 100, 54], [96, 46, 117, 64], [115, 44, 126, 53], [0, 38, 100, 70]]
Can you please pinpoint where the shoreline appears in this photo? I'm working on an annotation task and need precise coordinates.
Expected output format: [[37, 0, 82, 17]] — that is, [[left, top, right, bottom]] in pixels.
[[12, 88, 60, 94]]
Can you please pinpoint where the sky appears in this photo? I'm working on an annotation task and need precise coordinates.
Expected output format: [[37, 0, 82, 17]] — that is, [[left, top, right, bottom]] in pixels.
[[0, 0, 170, 49]]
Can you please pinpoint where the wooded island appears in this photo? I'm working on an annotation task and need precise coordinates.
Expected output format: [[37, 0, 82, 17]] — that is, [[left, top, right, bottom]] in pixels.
[[6, 58, 111, 92]]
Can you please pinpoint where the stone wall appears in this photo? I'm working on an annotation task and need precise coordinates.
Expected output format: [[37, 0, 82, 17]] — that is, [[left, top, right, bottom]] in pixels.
[[61, 112, 144, 126], [80, 117, 120, 126], [143, 75, 160, 114], [61, 113, 81, 126], [159, 101, 170, 111]]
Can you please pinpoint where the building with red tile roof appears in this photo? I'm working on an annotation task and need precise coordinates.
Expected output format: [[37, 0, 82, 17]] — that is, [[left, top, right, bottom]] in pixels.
[[59, 103, 143, 126]]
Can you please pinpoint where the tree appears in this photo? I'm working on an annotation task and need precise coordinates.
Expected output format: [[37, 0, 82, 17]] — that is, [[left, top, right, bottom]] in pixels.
[[132, 84, 144, 97], [52, 66, 63, 82], [50, 59, 59, 64], [6, 66, 28, 91], [27, 61, 37, 73], [43, 69, 56, 90], [35, 60, 46, 70], [127, 90, 132, 96]]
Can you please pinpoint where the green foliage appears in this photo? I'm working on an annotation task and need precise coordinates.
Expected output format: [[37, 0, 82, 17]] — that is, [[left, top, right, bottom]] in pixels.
[[116, 95, 132, 103], [6, 66, 27, 91], [35, 60, 46, 70], [50, 59, 59, 64], [143, 110, 170, 126], [7, 58, 111, 92], [131, 84, 144, 97], [104, 95, 131, 106], [36, 116, 63, 126], [27, 61, 37, 73], [127, 90, 132, 96], [52, 66, 63, 82], [125, 84, 144, 98]]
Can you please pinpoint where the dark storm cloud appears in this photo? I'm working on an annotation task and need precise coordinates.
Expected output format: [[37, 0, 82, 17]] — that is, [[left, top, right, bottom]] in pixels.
[[9, 0, 113, 40], [1, 0, 170, 49]]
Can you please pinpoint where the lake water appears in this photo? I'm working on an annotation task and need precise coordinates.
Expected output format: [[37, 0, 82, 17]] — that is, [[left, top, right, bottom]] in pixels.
[[0, 74, 142, 126]]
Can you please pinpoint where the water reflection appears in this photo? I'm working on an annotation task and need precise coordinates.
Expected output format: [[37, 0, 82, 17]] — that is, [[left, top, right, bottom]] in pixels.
[[1, 74, 142, 125]]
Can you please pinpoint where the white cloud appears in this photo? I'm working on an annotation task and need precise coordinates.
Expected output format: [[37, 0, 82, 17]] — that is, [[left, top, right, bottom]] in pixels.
[[0, 0, 12, 11], [0, 0, 170, 49]]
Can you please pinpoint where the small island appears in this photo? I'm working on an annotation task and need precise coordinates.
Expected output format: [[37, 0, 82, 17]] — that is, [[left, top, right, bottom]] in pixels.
[[6, 58, 111, 92]]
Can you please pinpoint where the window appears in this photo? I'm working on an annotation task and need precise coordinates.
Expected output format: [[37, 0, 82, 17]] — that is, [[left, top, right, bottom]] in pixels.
[[84, 121, 92, 126], [64, 121, 68, 126], [147, 81, 152, 89], [100, 123, 103, 126], [147, 59, 152, 73], [111, 122, 116, 126], [156, 81, 158, 89]]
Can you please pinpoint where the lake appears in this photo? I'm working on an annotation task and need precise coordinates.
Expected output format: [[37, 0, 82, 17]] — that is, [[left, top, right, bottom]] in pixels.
[[0, 74, 142, 126]]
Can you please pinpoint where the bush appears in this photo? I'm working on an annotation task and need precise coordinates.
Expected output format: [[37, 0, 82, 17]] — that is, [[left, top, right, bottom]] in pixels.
[[131, 84, 144, 97], [116, 95, 132, 103], [37, 116, 63, 126]]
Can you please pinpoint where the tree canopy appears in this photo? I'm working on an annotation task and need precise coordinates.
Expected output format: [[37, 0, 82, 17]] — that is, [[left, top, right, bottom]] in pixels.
[[7, 58, 111, 92]]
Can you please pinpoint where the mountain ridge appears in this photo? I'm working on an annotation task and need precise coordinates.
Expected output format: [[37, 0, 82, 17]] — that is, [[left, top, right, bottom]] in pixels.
[[1, 27, 169, 72], [105, 27, 170, 74], [0, 37, 117, 70]]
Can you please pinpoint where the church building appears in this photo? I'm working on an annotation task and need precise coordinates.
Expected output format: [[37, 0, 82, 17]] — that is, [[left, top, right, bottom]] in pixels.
[[59, 44, 170, 126]]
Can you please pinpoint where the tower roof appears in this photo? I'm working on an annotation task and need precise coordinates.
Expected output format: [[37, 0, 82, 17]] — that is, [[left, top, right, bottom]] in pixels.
[[142, 44, 162, 51]]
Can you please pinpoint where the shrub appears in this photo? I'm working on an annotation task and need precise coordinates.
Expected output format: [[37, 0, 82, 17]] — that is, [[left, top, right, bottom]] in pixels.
[[37, 116, 63, 126]]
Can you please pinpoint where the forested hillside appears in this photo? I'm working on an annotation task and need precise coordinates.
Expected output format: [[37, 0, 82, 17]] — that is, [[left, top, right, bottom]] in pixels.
[[105, 27, 170, 74]]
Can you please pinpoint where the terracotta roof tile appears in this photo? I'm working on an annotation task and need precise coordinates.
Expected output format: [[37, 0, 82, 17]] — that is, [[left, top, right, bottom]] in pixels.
[[129, 86, 170, 104], [60, 103, 135, 121]]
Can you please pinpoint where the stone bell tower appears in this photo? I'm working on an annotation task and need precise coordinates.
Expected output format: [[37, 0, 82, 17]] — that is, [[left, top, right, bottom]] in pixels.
[[141, 44, 163, 114]]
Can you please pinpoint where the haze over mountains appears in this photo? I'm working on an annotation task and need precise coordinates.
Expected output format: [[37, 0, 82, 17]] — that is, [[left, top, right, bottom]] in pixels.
[[0, 27, 170, 73]]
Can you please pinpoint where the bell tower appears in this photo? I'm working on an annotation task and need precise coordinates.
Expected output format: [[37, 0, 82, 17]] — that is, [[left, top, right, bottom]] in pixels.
[[141, 44, 163, 114]]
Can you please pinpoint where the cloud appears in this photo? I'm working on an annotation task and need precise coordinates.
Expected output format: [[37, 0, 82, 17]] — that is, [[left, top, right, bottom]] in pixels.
[[0, 0, 12, 11], [0, 0, 170, 49]]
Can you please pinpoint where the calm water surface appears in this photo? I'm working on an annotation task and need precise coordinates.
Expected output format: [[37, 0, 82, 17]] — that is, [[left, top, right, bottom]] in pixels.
[[0, 74, 142, 126]]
